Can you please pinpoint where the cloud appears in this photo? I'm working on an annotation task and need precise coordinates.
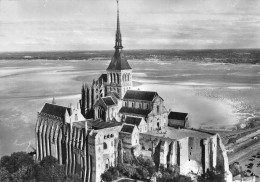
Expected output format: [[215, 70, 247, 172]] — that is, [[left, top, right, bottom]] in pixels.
[[0, 0, 260, 51]]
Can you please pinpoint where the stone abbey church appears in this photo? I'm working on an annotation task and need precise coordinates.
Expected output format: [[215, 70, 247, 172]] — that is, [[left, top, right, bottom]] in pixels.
[[35, 1, 232, 182]]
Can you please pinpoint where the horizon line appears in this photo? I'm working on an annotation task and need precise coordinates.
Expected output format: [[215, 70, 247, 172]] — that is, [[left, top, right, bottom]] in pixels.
[[0, 47, 260, 54]]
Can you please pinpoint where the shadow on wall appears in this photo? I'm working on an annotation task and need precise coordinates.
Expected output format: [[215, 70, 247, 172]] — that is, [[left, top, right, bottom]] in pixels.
[[153, 140, 161, 170]]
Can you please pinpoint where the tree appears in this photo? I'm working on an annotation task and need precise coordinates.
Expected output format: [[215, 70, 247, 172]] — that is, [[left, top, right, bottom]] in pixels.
[[37, 156, 66, 182], [39, 155, 59, 167], [0, 167, 10, 182], [157, 165, 193, 182], [123, 152, 133, 164], [64, 174, 82, 182], [229, 162, 242, 177], [136, 166, 149, 179], [11, 166, 29, 182], [0, 152, 34, 174], [197, 168, 225, 182], [117, 139, 123, 165], [101, 170, 113, 182], [0, 152, 35, 181]]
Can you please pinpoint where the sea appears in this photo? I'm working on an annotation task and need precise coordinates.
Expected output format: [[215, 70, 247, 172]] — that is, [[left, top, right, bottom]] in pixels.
[[0, 49, 259, 156]]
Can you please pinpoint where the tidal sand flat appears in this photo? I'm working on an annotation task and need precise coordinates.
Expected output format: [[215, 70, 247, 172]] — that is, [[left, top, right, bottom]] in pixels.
[[0, 59, 259, 156]]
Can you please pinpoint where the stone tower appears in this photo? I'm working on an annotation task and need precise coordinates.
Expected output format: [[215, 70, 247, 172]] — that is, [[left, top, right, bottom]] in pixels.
[[106, 0, 132, 99]]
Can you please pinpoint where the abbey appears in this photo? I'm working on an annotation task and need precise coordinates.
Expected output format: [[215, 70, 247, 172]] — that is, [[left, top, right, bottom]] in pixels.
[[35, 1, 232, 182]]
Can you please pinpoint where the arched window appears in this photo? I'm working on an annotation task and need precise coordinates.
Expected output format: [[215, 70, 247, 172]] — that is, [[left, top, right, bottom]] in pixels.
[[110, 73, 113, 83], [117, 73, 120, 83], [105, 159, 109, 169], [103, 142, 107, 149], [113, 73, 116, 83]]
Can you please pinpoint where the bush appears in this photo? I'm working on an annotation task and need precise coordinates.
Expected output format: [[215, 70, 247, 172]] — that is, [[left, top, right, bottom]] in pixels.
[[156, 165, 193, 182], [0, 152, 34, 174], [229, 162, 242, 177], [0, 152, 35, 181], [0, 167, 10, 182], [101, 166, 120, 182], [137, 157, 156, 176], [123, 152, 133, 164], [101, 170, 113, 182], [37, 156, 66, 182], [197, 168, 225, 182]]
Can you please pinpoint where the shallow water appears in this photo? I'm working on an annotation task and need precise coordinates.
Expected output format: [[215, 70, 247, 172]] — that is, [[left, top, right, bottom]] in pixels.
[[0, 59, 259, 156]]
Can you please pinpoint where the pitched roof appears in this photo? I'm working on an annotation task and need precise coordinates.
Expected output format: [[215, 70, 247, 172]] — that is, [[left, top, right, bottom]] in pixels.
[[123, 90, 158, 101], [121, 124, 135, 134], [107, 92, 120, 104], [125, 116, 143, 126], [168, 112, 188, 120], [106, 50, 131, 70], [119, 107, 151, 117], [110, 91, 120, 99], [98, 74, 107, 83], [40, 103, 71, 118], [73, 121, 87, 128], [92, 120, 123, 130], [102, 96, 116, 106]]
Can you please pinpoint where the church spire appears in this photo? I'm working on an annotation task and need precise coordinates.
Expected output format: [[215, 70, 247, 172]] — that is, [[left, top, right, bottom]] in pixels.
[[114, 0, 123, 50]]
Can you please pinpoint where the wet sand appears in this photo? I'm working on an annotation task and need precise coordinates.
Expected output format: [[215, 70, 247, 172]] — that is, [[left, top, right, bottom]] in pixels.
[[0, 59, 259, 156]]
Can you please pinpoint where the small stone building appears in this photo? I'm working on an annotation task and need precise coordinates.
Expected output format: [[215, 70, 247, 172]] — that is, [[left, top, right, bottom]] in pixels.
[[124, 116, 147, 133], [120, 124, 139, 148], [168, 111, 189, 129]]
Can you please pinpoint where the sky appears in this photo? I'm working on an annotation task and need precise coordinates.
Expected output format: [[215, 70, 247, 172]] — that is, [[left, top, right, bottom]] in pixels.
[[0, 0, 260, 52]]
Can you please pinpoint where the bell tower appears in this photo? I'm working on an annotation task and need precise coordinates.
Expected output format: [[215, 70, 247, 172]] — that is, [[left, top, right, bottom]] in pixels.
[[106, 0, 132, 99]]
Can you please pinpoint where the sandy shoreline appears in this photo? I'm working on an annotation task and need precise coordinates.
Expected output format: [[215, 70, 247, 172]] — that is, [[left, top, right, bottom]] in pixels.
[[0, 59, 259, 156]]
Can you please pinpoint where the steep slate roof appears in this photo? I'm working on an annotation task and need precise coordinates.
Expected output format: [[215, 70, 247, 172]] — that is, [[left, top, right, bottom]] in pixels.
[[102, 96, 116, 106], [107, 50, 131, 70], [40, 103, 71, 118], [168, 112, 188, 120], [125, 116, 143, 126], [98, 74, 107, 83], [123, 90, 158, 101], [121, 124, 135, 134], [119, 107, 151, 117], [110, 91, 120, 99], [73, 121, 87, 128], [92, 120, 123, 130]]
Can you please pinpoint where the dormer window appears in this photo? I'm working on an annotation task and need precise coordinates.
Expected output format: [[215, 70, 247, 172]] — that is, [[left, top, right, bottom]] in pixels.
[[103, 142, 107, 150]]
